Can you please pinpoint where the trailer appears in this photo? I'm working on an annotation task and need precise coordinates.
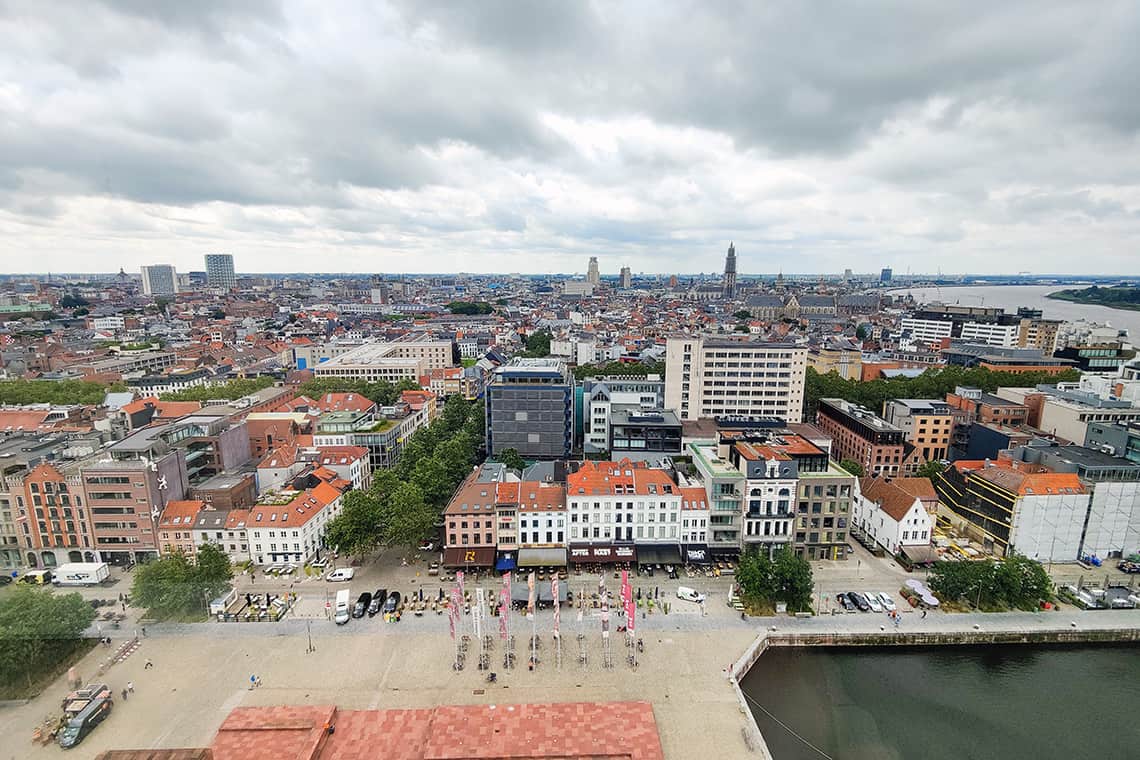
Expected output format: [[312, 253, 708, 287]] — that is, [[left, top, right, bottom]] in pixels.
[[51, 562, 110, 586]]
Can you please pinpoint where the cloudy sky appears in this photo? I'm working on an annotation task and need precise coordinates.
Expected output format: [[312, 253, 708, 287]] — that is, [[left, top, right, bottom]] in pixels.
[[2, 1, 1139, 276]]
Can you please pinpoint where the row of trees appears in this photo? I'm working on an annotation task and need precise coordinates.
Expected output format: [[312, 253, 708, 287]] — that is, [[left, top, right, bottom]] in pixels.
[[1050, 286, 1140, 309], [130, 544, 234, 619], [736, 547, 815, 613], [927, 555, 1052, 611], [160, 376, 275, 402], [295, 377, 421, 407], [520, 330, 552, 358], [447, 301, 495, 315], [804, 365, 1081, 421], [0, 379, 118, 406], [0, 586, 96, 694], [571, 359, 665, 381], [324, 395, 485, 557]]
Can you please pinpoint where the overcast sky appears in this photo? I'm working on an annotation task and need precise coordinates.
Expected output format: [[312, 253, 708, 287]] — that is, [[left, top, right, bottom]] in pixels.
[[2, 1, 1139, 276]]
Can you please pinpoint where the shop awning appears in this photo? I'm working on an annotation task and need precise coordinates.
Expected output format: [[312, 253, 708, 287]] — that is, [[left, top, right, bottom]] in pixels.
[[636, 545, 681, 565], [442, 546, 496, 567], [511, 581, 569, 604], [568, 544, 636, 564], [495, 553, 516, 572], [517, 548, 567, 567], [683, 546, 711, 564], [900, 544, 939, 565]]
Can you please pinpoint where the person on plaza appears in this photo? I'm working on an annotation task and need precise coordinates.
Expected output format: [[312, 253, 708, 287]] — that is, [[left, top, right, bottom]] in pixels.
[[250, 674, 257, 690], [141, 627, 146, 637], [126, 681, 134, 692], [121, 688, 128, 701], [922, 609, 928, 619], [144, 658, 153, 669]]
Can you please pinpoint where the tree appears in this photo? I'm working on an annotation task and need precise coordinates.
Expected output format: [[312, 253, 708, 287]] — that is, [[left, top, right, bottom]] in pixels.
[[0, 586, 96, 690], [324, 490, 382, 559], [132, 548, 234, 619], [161, 376, 274, 402], [412, 455, 453, 506], [447, 301, 494, 315], [734, 324, 750, 333], [0, 379, 110, 406], [733, 309, 752, 320], [927, 555, 1052, 611], [572, 360, 665, 381], [736, 549, 776, 602], [380, 483, 437, 548], [195, 543, 235, 602], [773, 548, 814, 612], [855, 324, 871, 340], [839, 459, 865, 477], [521, 330, 552, 358], [915, 460, 946, 480], [495, 447, 526, 472]]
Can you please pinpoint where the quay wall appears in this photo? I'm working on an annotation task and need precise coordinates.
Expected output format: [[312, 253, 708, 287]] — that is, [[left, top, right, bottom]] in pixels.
[[727, 623, 1140, 757]]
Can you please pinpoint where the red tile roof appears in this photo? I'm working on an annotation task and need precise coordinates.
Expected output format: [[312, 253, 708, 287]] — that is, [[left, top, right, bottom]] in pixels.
[[205, 702, 663, 760], [566, 459, 678, 498]]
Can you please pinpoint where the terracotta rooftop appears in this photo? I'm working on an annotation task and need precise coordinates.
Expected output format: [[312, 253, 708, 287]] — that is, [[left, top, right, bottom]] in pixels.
[[148, 702, 663, 760], [859, 477, 923, 521], [566, 459, 677, 498]]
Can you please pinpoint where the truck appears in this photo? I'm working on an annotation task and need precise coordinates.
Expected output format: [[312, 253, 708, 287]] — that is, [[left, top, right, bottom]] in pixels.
[[52, 562, 110, 587], [334, 589, 351, 625]]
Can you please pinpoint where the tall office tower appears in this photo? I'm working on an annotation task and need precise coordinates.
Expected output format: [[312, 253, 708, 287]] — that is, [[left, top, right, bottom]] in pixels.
[[664, 336, 807, 422], [722, 242, 737, 298], [140, 264, 178, 296], [586, 256, 600, 286], [843, 268, 853, 282], [619, 266, 632, 289], [204, 253, 237, 290], [880, 267, 893, 283]]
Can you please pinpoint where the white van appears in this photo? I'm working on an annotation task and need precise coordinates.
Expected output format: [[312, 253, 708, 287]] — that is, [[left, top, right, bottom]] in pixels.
[[334, 589, 351, 625], [326, 568, 355, 582], [676, 586, 706, 604]]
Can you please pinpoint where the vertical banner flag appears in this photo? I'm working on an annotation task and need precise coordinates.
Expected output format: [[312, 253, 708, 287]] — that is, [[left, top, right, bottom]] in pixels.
[[474, 588, 485, 640], [626, 597, 636, 636], [449, 585, 462, 638], [500, 571, 511, 640], [551, 577, 560, 637], [456, 570, 466, 599], [526, 571, 536, 619]]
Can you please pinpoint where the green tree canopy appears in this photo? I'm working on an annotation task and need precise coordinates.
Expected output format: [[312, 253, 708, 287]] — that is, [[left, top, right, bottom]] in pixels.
[[161, 376, 274, 402], [736, 547, 814, 613], [803, 365, 1080, 421], [839, 459, 865, 477], [494, 447, 526, 472], [928, 555, 1052, 611], [380, 482, 437, 548], [447, 301, 494, 315], [324, 489, 383, 559], [0, 586, 96, 691], [572, 360, 665, 381], [521, 330, 552, 358], [131, 547, 234, 619], [295, 377, 420, 407], [915, 460, 946, 479], [0, 379, 110, 405], [733, 309, 752, 319]]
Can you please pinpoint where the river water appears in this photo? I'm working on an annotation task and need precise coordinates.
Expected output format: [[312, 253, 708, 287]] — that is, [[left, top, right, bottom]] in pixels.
[[887, 284, 1140, 339], [741, 644, 1140, 760]]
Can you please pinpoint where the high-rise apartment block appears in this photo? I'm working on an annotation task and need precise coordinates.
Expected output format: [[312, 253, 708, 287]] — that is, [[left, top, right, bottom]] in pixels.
[[619, 266, 632, 289], [204, 253, 237, 290], [140, 264, 178, 296], [664, 337, 807, 422], [486, 358, 574, 460]]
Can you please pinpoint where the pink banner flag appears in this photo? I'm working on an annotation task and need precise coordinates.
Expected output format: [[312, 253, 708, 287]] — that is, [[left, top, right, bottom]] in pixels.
[[526, 571, 536, 617], [456, 570, 465, 598], [551, 578, 560, 635], [625, 597, 636, 635], [499, 586, 509, 640]]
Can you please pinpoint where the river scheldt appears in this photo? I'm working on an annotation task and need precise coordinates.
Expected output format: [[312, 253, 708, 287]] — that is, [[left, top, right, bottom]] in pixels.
[[887, 284, 1140, 339], [741, 643, 1140, 759]]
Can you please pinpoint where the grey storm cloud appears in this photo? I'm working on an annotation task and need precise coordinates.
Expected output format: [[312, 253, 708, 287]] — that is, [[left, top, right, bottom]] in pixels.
[[1, 0, 1139, 273]]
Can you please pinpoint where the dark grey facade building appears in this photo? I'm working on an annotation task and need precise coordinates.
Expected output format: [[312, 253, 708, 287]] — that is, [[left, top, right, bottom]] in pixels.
[[486, 358, 574, 460], [609, 408, 682, 458]]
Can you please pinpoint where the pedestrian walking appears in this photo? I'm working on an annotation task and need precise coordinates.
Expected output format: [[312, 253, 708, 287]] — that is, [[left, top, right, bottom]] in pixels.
[[121, 688, 128, 701], [255, 675, 262, 688], [127, 681, 134, 692], [141, 627, 146, 637], [144, 658, 153, 669], [250, 674, 257, 690], [922, 609, 928, 619], [121, 601, 127, 612]]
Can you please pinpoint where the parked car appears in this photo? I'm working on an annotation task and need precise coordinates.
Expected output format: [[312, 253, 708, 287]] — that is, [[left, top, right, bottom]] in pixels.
[[863, 591, 884, 613], [326, 568, 355, 582], [847, 592, 871, 612], [353, 592, 372, 618], [367, 588, 386, 616], [836, 593, 854, 611], [676, 586, 707, 604], [0, 574, 14, 585], [428, 561, 440, 576], [384, 591, 401, 614], [877, 592, 897, 611], [1118, 561, 1140, 574], [418, 540, 437, 552]]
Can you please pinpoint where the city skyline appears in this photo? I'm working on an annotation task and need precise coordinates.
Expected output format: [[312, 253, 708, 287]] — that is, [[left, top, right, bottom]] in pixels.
[[2, 2, 1140, 275]]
